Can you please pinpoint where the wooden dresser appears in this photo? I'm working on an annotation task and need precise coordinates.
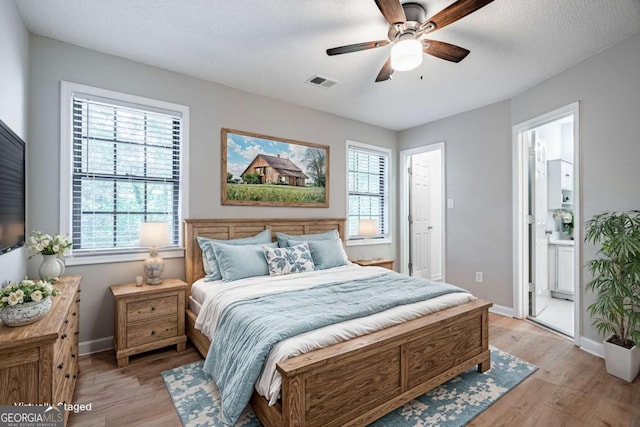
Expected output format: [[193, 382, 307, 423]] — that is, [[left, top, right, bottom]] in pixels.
[[0, 275, 81, 414]]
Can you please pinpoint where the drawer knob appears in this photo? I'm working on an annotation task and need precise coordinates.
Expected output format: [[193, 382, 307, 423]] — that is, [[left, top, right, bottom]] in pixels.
[[65, 373, 71, 379], [64, 319, 69, 324], [71, 353, 76, 358], [151, 329, 156, 335], [73, 374, 77, 379], [72, 312, 77, 316], [151, 306, 156, 311], [74, 331, 80, 336], [76, 298, 81, 303], [57, 363, 63, 370], [61, 334, 67, 339]]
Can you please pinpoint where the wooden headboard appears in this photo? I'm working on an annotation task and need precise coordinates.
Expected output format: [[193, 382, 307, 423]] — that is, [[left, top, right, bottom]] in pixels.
[[183, 218, 346, 296]]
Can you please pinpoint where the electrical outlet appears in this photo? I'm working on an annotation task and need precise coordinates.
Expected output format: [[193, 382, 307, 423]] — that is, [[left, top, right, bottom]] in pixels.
[[447, 198, 454, 209], [475, 271, 483, 283]]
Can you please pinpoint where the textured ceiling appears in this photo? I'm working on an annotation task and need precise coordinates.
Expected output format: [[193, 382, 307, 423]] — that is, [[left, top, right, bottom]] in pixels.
[[16, 0, 640, 131]]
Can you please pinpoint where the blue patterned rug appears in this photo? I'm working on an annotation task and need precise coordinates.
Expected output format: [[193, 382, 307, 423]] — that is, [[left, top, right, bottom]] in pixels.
[[161, 347, 536, 427]]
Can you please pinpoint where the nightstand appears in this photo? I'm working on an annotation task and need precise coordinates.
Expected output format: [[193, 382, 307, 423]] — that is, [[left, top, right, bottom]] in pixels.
[[110, 278, 187, 368], [352, 258, 395, 270]]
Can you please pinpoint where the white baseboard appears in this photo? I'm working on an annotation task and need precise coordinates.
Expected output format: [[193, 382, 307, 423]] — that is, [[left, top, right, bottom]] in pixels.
[[79, 336, 113, 356], [489, 304, 515, 318], [579, 336, 604, 359]]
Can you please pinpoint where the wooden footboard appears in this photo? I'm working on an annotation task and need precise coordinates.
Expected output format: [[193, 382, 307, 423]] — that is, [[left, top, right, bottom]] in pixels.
[[186, 299, 492, 427]]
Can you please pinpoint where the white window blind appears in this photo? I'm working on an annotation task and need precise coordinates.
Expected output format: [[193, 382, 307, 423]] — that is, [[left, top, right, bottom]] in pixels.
[[347, 142, 389, 240], [70, 93, 182, 253]]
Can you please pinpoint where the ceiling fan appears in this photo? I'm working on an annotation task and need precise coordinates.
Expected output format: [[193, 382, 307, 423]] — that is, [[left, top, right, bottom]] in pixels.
[[326, 0, 494, 82]]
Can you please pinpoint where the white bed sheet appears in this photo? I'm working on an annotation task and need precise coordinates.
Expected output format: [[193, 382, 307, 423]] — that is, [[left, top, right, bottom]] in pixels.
[[192, 264, 476, 405]]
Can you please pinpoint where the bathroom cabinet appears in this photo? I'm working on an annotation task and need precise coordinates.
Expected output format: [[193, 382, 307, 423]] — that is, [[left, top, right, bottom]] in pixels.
[[548, 159, 573, 210]]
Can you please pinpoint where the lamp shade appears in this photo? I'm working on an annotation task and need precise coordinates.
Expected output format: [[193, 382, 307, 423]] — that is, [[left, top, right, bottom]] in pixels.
[[358, 219, 379, 237], [390, 38, 423, 71], [139, 222, 170, 247]]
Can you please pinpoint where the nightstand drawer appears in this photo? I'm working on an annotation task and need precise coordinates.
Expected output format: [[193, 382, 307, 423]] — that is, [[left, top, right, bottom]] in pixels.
[[127, 315, 178, 347], [127, 295, 177, 322]]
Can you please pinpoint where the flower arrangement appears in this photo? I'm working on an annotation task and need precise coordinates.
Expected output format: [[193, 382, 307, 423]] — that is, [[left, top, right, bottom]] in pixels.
[[554, 209, 574, 235], [0, 278, 60, 308], [27, 231, 72, 259]]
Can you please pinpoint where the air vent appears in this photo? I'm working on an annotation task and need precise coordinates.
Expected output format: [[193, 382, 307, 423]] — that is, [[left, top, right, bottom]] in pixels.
[[306, 75, 339, 89]]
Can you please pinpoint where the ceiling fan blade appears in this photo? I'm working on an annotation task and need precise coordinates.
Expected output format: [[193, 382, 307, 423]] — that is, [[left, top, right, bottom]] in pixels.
[[326, 40, 389, 56], [423, 40, 470, 62], [375, 58, 394, 82], [374, 0, 406, 25], [422, 0, 494, 32]]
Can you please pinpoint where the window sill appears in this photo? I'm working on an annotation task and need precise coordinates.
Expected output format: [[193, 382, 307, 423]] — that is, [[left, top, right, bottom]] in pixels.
[[346, 237, 392, 247], [64, 248, 185, 266]]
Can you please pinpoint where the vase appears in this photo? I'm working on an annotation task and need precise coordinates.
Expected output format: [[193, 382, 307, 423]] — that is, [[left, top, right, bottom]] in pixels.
[[39, 254, 65, 281], [0, 296, 52, 327]]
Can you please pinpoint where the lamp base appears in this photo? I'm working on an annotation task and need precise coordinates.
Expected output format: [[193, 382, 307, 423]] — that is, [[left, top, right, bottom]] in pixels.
[[145, 276, 162, 285], [143, 247, 165, 285]]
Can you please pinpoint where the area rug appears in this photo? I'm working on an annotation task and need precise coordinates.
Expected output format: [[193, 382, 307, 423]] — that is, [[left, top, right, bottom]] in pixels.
[[161, 347, 536, 427]]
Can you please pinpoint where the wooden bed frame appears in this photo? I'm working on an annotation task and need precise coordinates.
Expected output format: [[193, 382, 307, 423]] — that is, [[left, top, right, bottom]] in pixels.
[[183, 218, 492, 427]]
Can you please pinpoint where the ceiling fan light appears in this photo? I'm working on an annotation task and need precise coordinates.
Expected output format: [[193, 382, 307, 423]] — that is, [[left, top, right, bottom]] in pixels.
[[390, 39, 423, 71]]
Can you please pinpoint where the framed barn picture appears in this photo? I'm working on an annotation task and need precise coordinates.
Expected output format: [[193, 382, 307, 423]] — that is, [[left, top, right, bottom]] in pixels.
[[221, 128, 329, 207]]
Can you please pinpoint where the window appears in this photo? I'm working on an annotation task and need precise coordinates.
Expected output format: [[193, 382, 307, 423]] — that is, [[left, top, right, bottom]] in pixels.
[[346, 141, 391, 244], [60, 82, 189, 264]]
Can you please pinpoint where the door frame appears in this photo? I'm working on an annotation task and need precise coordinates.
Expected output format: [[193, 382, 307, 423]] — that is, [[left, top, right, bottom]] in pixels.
[[399, 142, 446, 280], [512, 102, 580, 345]]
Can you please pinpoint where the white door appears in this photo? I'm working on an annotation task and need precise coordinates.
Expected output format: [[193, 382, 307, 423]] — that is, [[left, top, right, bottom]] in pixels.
[[534, 136, 549, 313], [409, 153, 432, 279]]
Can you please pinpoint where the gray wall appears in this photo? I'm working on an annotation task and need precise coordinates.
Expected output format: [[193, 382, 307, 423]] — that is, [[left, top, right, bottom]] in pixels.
[[511, 31, 640, 343], [27, 36, 397, 347], [400, 31, 640, 344], [0, 0, 29, 283], [399, 101, 513, 307]]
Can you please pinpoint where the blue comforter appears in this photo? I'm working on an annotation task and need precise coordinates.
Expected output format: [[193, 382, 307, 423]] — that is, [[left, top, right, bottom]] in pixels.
[[202, 270, 467, 425]]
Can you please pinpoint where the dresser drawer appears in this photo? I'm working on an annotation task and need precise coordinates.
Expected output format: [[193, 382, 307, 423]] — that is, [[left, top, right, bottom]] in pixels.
[[127, 295, 178, 322], [127, 315, 178, 347]]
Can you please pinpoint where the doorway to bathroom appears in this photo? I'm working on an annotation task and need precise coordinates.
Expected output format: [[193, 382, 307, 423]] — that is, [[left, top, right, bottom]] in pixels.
[[513, 103, 580, 341]]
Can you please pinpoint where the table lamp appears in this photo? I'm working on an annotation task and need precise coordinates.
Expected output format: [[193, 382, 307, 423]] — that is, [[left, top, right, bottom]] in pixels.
[[139, 221, 170, 285], [358, 218, 379, 239]]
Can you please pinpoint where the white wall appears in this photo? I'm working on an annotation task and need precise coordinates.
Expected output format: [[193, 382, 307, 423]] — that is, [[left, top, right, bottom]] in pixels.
[[27, 36, 397, 347], [0, 0, 29, 283]]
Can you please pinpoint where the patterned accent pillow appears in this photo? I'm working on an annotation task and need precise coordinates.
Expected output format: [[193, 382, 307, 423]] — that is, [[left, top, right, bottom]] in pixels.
[[262, 242, 315, 276]]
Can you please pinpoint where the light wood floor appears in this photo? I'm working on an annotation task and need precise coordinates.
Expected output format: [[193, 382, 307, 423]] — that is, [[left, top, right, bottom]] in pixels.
[[69, 314, 640, 427]]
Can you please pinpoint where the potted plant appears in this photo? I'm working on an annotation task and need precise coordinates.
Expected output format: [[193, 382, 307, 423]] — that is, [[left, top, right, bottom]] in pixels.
[[585, 211, 640, 382]]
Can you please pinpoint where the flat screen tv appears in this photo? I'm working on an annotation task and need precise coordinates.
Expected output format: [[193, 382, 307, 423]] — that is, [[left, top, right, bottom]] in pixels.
[[0, 119, 26, 255]]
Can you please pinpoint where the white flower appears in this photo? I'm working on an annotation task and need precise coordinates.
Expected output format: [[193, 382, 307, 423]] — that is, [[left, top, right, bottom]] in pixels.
[[43, 282, 53, 293], [14, 289, 24, 299], [22, 279, 34, 286], [1, 296, 7, 303], [52, 245, 60, 253], [31, 290, 43, 302], [7, 293, 19, 306]]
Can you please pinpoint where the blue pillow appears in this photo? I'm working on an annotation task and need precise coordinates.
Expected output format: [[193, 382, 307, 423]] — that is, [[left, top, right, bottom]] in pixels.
[[197, 229, 272, 281], [288, 238, 349, 270], [275, 229, 339, 248], [211, 241, 277, 282], [263, 242, 315, 276]]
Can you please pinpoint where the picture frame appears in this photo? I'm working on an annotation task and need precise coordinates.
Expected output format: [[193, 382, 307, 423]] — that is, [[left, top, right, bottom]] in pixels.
[[221, 128, 329, 207]]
